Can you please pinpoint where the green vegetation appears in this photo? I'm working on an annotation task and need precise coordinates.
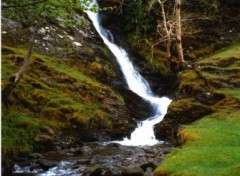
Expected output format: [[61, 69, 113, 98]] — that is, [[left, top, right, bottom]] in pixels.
[[1, 45, 123, 160], [2, 109, 40, 158], [154, 44, 240, 176], [155, 112, 240, 176], [127, 33, 173, 77]]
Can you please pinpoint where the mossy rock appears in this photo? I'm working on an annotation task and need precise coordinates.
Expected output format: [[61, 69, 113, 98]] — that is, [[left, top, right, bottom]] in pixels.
[[1, 45, 136, 168], [154, 98, 213, 142], [154, 44, 240, 176]]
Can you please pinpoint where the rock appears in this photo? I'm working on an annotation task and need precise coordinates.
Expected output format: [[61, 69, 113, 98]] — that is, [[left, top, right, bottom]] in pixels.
[[34, 133, 54, 143], [34, 133, 55, 150], [1, 17, 22, 30], [140, 162, 157, 171], [122, 166, 144, 176], [144, 167, 153, 176], [29, 153, 44, 159], [37, 159, 57, 170], [83, 165, 102, 176], [40, 77, 52, 86], [102, 165, 122, 176], [43, 34, 54, 41], [154, 99, 214, 143], [77, 159, 91, 164], [162, 147, 173, 154], [118, 87, 155, 120], [11, 142, 174, 175], [81, 146, 92, 155], [34, 133, 53, 143]]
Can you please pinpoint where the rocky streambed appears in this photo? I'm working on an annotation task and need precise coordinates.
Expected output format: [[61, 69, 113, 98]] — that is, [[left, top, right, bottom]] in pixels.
[[13, 142, 173, 176]]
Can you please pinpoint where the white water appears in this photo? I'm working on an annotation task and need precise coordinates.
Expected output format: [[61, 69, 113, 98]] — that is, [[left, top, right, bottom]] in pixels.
[[87, 0, 171, 146]]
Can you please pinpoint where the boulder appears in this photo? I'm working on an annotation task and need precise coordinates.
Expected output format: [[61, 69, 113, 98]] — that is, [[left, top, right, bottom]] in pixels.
[[29, 153, 44, 159], [154, 99, 214, 143], [122, 166, 144, 176], [118, 87, 155, 120], [37, 159, 58, 170]]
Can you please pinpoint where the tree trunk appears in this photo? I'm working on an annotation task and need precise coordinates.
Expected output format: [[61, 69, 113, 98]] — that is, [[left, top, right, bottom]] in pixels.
[[166, 37, 171, 58], [175, 0, 185, 62], [2, 28, 36, 107], [159, 0, 171, 58]]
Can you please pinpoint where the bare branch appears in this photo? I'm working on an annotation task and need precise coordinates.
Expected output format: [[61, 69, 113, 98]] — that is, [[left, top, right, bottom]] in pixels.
[[117, 0, 125, 14]]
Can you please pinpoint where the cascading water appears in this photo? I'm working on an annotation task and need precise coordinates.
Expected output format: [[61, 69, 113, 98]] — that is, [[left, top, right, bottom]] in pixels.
[[11, 2, 173, 175], [87, 0, 172, 146]]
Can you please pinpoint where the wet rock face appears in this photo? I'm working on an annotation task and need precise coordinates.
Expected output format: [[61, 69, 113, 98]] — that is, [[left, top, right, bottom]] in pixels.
[[154, 68, 225, 144], [13, 142, 174, 176], [154, 51, 240, 144], [154, 101, 214, 142], [118, 87, 155, 120]]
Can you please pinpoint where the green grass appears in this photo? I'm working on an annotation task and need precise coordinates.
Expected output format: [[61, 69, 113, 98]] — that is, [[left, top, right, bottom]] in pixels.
[[216, 89, 240, 98], [1, 45, 121, 161], [155, 112, 240, 176], [198, 43, 240, 64], [2, 109, 41, 157], [154, 43, 240, 176]]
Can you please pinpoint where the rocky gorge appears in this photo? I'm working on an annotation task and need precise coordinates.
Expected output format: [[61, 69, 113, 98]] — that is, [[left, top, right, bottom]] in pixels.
[[2, 1, 175, 175], [2, 0, 240, 176]]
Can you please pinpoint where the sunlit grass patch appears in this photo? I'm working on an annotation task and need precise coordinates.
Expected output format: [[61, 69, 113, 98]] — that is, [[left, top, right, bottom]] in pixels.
[[155, 111, 240, 176]]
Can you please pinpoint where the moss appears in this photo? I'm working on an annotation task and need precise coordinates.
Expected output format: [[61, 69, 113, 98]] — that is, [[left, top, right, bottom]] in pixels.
[[127, 34, 173, 77], [216, 89, 240, 98], [93, 44, 111, 58], [2, 108, 40, 159], [1, 44, 125, 163], [187, 44, 216, 60], [179, 70, 203, 91], [154, 43, 240, 176], [198, 44, 240, 64]]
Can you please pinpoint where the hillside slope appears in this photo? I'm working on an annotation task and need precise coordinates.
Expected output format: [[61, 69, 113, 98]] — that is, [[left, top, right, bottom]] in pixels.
[[1, 43, 138, 171], [154, 44, 240, 176]]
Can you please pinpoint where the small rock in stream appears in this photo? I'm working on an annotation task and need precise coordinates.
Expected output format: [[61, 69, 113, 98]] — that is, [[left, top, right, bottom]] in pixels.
[[29, 153, 44, 159], [37, 159, 58, 170], [122, 166, 144, 176]]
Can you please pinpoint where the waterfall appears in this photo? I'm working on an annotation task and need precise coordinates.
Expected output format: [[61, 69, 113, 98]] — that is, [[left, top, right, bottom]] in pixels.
[[86, 0, 171, 146]]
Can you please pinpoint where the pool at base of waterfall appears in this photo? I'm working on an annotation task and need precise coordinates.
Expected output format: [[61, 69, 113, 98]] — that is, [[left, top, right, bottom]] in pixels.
[[12, 142, 174, 176]]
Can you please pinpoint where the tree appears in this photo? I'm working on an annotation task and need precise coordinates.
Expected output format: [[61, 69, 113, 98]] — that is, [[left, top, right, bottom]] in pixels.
[[175, 0, 185, 62], [1, 0, 93, 106], [157, 0, 174, 59], [148, 0, 185, 63]]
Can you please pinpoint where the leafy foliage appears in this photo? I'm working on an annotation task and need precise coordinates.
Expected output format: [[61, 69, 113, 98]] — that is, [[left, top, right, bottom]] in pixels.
[[124, 0, 155, 35], [2, 0, 94, 27]]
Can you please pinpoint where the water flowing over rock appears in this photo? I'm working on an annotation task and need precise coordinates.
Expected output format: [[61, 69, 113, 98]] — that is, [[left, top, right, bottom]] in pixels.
[[87, 0, 172, 146], [119, 87, 155, 120], [13, 142, 174, 176]]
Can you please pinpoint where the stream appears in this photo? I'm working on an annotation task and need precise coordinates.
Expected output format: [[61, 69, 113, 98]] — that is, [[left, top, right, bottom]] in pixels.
[[12, 0, 172, 175]]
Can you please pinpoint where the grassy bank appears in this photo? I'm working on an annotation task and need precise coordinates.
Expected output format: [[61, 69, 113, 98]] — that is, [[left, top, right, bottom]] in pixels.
[[1, 45, 124, 161], [154, 44, 240, 176]]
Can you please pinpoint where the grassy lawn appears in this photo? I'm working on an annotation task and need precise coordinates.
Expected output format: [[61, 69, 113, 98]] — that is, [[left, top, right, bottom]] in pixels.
[[154, 43, 240, 176]]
